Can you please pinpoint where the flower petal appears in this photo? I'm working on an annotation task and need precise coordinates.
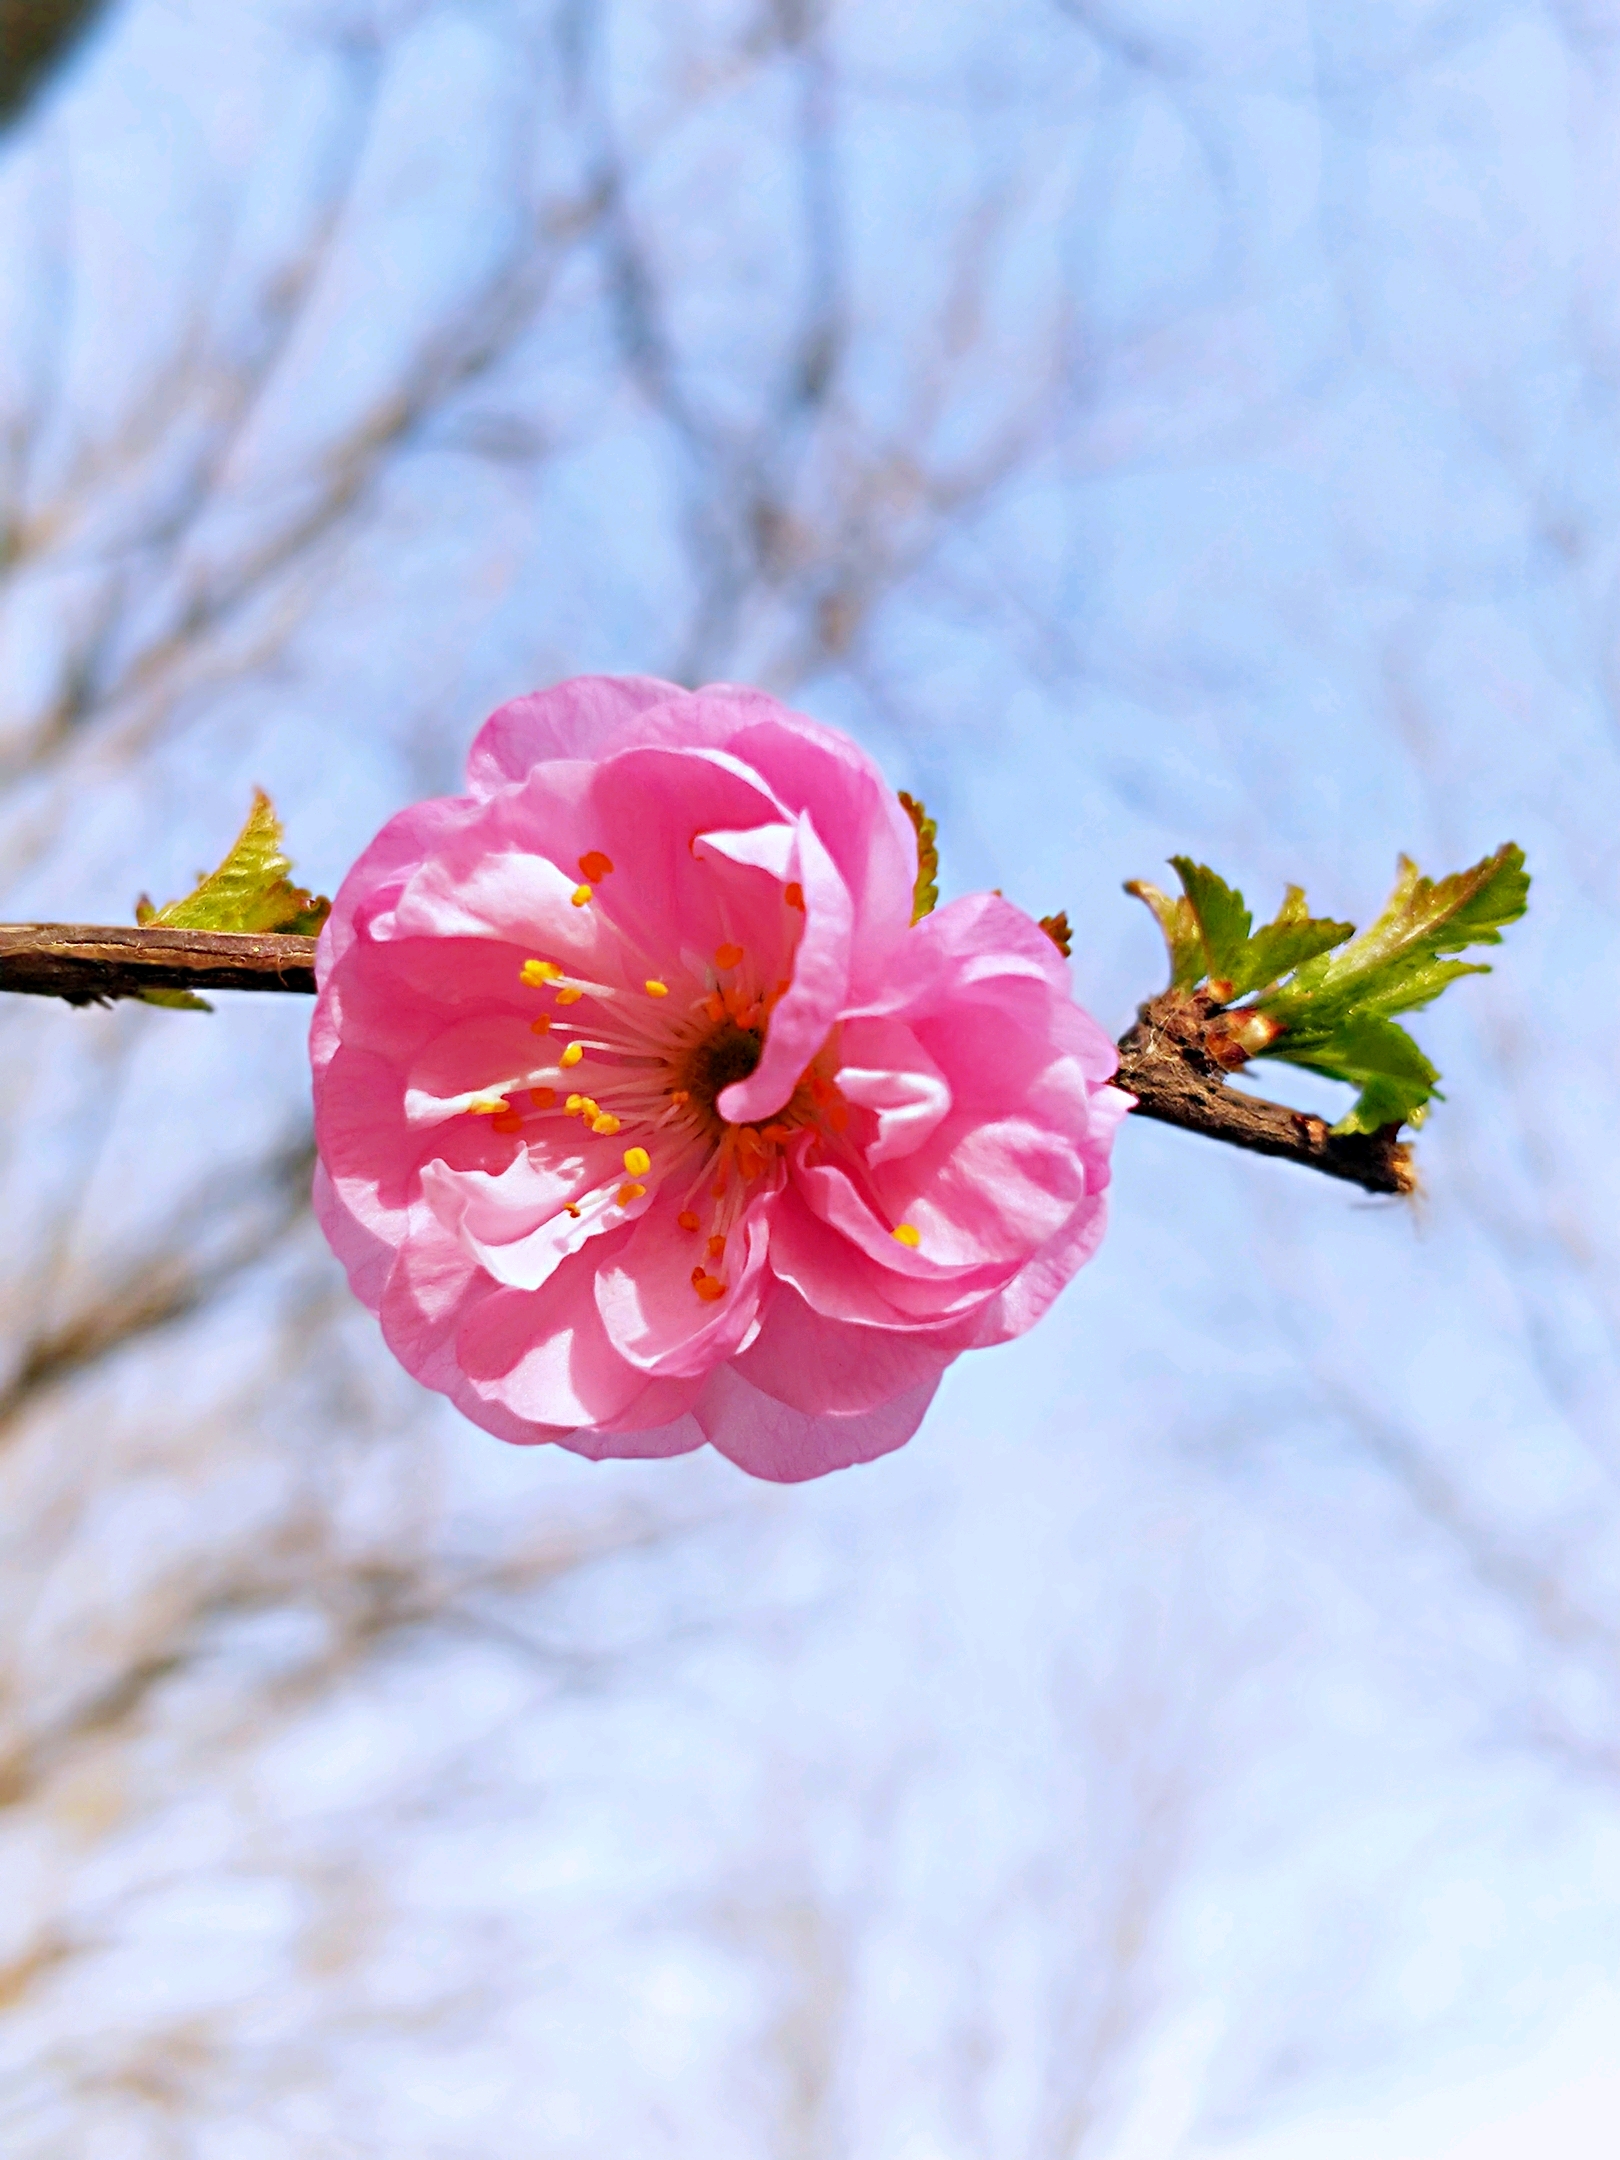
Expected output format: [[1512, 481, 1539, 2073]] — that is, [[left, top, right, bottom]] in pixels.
[[693, 1363, 939, 1483]]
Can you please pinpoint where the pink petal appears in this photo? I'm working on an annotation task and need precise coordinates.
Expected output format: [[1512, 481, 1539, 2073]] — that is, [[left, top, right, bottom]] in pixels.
[[693, 1363, 940, 1483], [595, 1190, 774, 1378], [734, 1283, 953, 1414], [466, 674, 683, 796]]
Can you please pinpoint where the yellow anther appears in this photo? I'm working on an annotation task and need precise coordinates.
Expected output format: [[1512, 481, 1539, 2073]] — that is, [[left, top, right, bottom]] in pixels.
[[554, 984, 583, 1005], [570, 883, 592, 907], [560, 1043, 584, 1068], [521, 958, 562, 984], [622, 1146, 651, 1176], [616, 1181, 647, 1207], [644, 978, 669, 997], [592, 1113, 622, 1136], [892, 1223, 921, 1248], [579, 1097, 600, 1119], [714, 941, 743, 969], [564, 1093, 584, 1114], [579, 850, 614, 881], [468, 1098, 508, 1115]]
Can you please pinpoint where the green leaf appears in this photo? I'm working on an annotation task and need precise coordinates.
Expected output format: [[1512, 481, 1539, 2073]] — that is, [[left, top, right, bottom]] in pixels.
[[144, 790, 332, 937], [1259, 844, 1528, 1036], [897, 791, 939, 923], [1272, 1013, 1439, 1136], [1168, 857, 1251, 989], [135, 790, 330, 1012], [1225, 884, 1354, 998], [1124, 879, 1205, 990]]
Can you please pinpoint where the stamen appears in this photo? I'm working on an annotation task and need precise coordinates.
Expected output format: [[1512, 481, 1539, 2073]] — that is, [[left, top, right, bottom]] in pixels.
[[892, 1223, 921, 1248], [623, 1146, 651, 1176], [564, 1093, 585, 1115], [560, 1043, 585, 1068], [591, 1113, 622, 1136], [570, 883, 592, 907], [530, 1087, 556, 1108], [578, 851, 614, 881], [784, 882, 804, 911], [715, 941, 743, 969], [616, 1181, 647, 1206], [645, 979, 670, 997], [468, 1098, 508, 1115], [492, 1112, 524, 1135], [555, 985, 584, 1005], [530, 1015, 552, 1034], [677, 1210, 701, 1232], [706, 1234, 726, 1259], [564, 1203, 581, 1218], [521, 958, 563, 984], [691, 1268, 727, 1303]]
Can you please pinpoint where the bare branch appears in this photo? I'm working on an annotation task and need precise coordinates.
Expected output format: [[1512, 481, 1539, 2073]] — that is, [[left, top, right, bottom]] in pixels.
[[0, 924, 317, 1002]]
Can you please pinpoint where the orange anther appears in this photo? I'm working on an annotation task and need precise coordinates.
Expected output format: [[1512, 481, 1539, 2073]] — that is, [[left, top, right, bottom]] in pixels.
[[706, 1234, 726, 1259], [783, 882, 804, 910], [564, 1202, 581, 1218], [715, 941, 743, 969], [578, 850, 614, 881], [530, 1014, 552, 1034], [692, 1271, 726, 1303], [491, 1112, 524, 1135], [704, 991, 726, 1022], [555, 984, 583, 1005], [762, 1123, 792, 1144], [677, 1210, 701, 1232], [616, 1182, 647, 1207], [530, 1087, 556, 1109]]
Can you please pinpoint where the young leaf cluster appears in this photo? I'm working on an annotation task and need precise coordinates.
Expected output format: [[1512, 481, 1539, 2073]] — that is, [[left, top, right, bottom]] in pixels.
[[134, 791, 331, 1009], [898, 791, 940, 923], [1126, 844, 1529, 1135]]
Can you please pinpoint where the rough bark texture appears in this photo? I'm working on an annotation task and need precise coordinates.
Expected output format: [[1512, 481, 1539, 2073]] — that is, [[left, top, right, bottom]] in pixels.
[[1114, 990, 1416, 1197], [0, 927, 1414, 1193], [0, 924, 318, 1002]]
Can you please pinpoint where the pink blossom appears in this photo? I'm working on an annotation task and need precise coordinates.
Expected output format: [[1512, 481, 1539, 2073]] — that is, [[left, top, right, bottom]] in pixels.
[[311, 677, 1131, 1481]]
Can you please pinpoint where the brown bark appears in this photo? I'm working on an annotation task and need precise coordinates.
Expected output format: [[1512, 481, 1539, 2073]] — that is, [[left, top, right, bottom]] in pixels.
[[0, 924, 317, 1003], [0, 927, 1415, 1193], [1113, 990, 1415, 1197]]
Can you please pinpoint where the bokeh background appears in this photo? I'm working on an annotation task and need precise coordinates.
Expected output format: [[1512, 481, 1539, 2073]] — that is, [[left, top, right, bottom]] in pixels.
[[2, 1, 1617, 2152]]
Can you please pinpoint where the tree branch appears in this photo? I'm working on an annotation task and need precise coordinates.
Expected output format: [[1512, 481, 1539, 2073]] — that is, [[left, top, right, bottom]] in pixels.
[[0, 924, 317, 1003], [1114, 991, 1415, 1197], [0, 928, 1415, 1193]]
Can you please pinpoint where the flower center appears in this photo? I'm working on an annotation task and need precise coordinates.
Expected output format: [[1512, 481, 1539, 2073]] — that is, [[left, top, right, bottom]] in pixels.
[[673, 1018, 764, 1132]]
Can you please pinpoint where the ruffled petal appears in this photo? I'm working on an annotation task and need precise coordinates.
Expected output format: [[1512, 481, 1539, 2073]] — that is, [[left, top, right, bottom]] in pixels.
[[693, 1363, 939, 1483]]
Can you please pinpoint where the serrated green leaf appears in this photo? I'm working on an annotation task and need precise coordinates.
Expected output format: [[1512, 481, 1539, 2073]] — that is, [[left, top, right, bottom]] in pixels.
[[1260, 844, 1527, 1035], [1169, 858, 1251, 989], [897, 792, 939, 923], [1124, 879, 1205, 990], [136, 790, 329, 1011], [1273, 1013, 1439, 1135], [1224, 885, 1353, 998], [146, 790, 332, 938]]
